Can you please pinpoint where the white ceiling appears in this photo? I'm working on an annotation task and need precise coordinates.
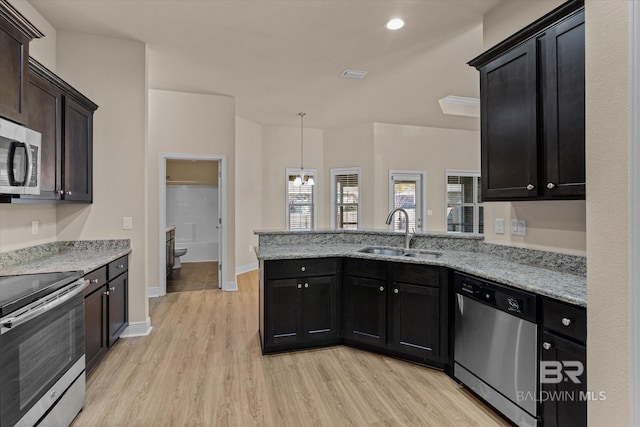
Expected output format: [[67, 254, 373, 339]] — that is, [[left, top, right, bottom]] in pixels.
[[30, 0, 502, 129]]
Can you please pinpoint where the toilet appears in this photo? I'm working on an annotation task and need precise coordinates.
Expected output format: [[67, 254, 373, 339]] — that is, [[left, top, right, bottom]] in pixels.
[[173, 247, 188, 269]]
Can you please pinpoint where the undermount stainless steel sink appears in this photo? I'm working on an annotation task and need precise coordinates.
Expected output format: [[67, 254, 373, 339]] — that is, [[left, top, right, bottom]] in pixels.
[[357, 247, 442, 259], [358, 247, 404, 256]]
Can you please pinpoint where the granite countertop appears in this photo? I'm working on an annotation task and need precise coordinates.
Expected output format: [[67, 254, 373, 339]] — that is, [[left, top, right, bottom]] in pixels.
[[0, 240, 131, 276], [256, 244, 586, 307], [166, 225, 176, 233]]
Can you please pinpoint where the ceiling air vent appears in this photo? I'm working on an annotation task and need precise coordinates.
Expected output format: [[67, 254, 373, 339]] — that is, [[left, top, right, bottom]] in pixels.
[[341, 69, 368, 79]]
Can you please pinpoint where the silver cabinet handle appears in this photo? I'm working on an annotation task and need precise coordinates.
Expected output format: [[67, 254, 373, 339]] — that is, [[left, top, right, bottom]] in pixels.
[[297, 284, 302, 289], [561, 318, 572, 326], [66, 191, 72, 196], [110, 287, 116, 292], [526, 184, 535, 191], [117, 264, 125, 269], [547, 182, 556, 189], [301, 266, 306, 272], [90, 279, 99, 284], [59, 190, 64, 195], [104, 291, 110, 296], [379, 286, 384, 292], [543, 342, 552, 350], [394, 289, 399, 294], [304, 283, 309, 288]]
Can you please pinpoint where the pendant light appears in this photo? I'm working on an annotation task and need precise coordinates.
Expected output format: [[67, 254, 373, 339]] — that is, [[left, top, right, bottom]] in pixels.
[[295, 112, 314, 186]]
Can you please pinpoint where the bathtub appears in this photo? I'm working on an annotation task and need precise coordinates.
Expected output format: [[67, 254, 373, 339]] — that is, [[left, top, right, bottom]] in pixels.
[[175, 240, 219, 263]]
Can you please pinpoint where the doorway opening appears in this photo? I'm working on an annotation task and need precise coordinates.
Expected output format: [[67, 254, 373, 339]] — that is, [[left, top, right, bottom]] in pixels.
[[158, 153, 227, 295]]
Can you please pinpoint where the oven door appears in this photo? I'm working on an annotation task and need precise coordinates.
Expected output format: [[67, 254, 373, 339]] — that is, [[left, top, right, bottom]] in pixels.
[[0, 281, 85, 427]]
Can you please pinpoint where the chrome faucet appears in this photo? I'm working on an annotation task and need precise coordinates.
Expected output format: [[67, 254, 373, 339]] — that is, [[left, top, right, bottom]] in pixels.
[[385, 208, 412, 249]]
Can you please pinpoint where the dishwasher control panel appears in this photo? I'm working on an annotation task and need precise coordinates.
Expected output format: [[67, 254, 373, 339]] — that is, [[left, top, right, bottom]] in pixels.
[[454, 272, 537, 323]]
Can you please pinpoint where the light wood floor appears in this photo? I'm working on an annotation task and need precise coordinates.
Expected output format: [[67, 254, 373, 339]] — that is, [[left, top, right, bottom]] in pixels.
[[73, 271, 509, 427], [167, 262, 219, 293]]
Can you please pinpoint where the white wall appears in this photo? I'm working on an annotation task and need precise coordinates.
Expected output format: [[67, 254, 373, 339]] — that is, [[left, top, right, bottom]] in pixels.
[[0, 0, 57, 252], [480, 0, 586, 256], [148, 89, 236, 289], [372, 123, 480, 230], [235, 117, 262, 269], [585, 0, 630, 424], [260, 125, 324, 230], [323, 123, 375, 228], [55, 31, 148, 325]]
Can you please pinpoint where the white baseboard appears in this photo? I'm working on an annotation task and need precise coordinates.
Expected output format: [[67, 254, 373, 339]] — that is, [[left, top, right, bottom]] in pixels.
[[120, 317, 152, 338], [148, 286, 163, 298], [224, 280, 238, 292], [236, 262, 258, 275]]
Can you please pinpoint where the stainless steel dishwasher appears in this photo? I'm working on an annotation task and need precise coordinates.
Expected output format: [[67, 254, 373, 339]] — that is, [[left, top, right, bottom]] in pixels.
[[453, 272, 538, 427]]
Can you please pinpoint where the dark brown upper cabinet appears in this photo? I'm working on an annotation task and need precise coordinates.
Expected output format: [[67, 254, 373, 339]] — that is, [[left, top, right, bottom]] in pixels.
[[0, 0, 43, 125], [21, 58, 98, 203], [469, 0, 585, 201]]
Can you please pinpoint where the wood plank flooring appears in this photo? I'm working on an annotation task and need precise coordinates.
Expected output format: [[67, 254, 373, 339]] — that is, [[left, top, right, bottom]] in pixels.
[[72, 271, 509, 427]]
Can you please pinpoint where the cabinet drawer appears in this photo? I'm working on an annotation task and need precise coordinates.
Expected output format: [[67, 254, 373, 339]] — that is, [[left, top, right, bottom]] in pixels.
[[265, 258, 337, 279], [543, 298, 586, 343], [84, 266, 107, 295], [391, 263, 439, 287], [344, 258, 386, 280], [108, 255, 129, 279]]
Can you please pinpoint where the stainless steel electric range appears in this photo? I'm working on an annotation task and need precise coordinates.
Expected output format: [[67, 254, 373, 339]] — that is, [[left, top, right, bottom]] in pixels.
[[0, 271, 85, 427]]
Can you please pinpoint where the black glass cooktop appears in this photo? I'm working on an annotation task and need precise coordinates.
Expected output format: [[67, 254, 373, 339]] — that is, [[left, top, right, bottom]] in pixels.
[[0, 271, 83, 317]]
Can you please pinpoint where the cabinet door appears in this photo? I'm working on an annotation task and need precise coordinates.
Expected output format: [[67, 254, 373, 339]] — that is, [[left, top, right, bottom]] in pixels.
[[63, 97, 93, 202], [343, 275, 386, 347], [541, 331, 587, 427], [25, 71, 63, 200], [85, 285, 108, 374], [389, 283, 439, 360], [265, 278, 301, 347], [480, 39, 538, 200], [541, 11, 585, 198], [0, 18, 28, 124], [301, 275, 337, 341], [108, 273, 128, 346]]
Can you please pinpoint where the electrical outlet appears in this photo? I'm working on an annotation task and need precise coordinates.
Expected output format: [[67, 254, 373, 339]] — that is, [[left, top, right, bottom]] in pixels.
[[495, 218, 505, 235], [427, 210, 433, 216], [249, 245, 254, 252], [31, 220, 39, 235], [122, 217, 133, 230]]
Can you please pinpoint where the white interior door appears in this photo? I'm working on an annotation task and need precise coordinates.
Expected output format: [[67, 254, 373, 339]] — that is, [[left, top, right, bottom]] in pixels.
[[389, 171, 425, 232], [217, 166, 222, 288]]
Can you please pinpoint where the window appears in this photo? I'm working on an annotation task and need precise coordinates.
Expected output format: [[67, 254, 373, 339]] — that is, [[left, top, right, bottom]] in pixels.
[[389, 171, 425, 232], [286, 168, 317, 230], [446, 171, 483, 234], [331, 168, 360, 229]]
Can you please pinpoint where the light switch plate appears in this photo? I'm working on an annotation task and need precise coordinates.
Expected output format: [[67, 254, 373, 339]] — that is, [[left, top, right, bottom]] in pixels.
[[495, 218, 505, 235], [427, 210, 433, 216], [122, 217, 133, 230], [31, 220, 39, 235], [511, 219, 526, 236]]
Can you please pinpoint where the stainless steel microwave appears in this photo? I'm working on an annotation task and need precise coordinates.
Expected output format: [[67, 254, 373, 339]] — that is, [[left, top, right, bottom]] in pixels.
[[0, 118, 41, 195]]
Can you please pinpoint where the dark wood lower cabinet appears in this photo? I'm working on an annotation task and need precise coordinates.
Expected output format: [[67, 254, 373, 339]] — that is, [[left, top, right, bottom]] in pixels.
[[389, 282, 440, 360], [342, 259, 444, 366], [84, 284, 108, 374], [84, 255, 129, 374], [343, 275, 386, 347], [262, 258, 339, 352], [541, 332, 587, 427], [108, 272, 128, 346]]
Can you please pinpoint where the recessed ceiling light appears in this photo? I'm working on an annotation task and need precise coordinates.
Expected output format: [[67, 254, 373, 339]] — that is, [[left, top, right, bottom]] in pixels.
[[438, 96, 480, 117], [386, 18, 404, 30], [341, 69, 368, 79]]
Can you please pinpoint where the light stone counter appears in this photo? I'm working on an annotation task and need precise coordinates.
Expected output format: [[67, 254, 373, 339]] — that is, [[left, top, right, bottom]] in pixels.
[[255, 231, 586, 307]]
